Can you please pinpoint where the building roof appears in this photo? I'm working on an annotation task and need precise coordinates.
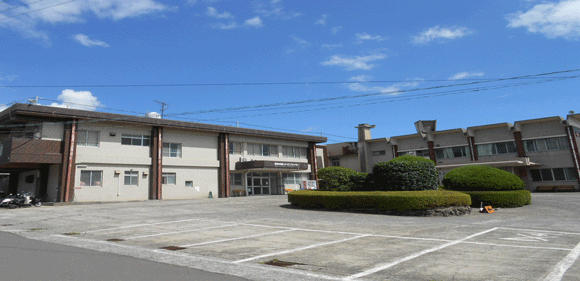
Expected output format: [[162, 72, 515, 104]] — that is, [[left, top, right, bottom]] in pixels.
[[0, 104, 327, 143]]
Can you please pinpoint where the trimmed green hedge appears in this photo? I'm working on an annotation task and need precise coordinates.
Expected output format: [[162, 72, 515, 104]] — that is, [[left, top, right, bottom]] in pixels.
[[317, 167, 358, 191], [442, 165, 525, 191], [372, 155, 439, 191], [287, 190, 471, 211], [462, 190, 531, 208]]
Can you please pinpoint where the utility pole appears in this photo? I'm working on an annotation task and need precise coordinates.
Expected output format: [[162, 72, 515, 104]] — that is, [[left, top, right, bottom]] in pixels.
[[154, 100, 169, 118]]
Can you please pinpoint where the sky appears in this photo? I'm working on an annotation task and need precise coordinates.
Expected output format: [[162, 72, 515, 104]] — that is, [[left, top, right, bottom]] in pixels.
[[1, 0, 579, 144]]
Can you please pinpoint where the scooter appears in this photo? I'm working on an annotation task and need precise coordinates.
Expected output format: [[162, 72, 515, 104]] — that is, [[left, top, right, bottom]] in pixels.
[[0, 194, 19, 209], [0, 193, 41, 208]]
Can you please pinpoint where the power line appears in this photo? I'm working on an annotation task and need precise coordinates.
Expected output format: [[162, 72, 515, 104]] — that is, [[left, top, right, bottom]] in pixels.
[[0, 0, 76, 22], [166, 68, 580, 117], [1, 76, 577, 88], [37, 97, 150, 116], [0, 0, 44, 14]]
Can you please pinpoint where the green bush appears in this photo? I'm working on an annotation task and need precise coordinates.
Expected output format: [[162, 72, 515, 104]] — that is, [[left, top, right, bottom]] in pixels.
[[317, 167, 358, 191], [372, 155, 438, 191], [462, 190, 531, 208], [349, 172, 370, 191], [288, 190, 471, 211], [442, 165, 525, 191]]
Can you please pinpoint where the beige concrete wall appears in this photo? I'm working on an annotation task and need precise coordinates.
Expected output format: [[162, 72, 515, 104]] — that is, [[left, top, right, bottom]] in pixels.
[[17, 170, 39, 195], [433, 133, 468, 147], [76, 123, 152, 166], [326, 142, 357, 157], [396, 136, 427, 151], [162, 167, 218, 199], [163, 129, 219, 168], [369, 141, 392, 168], [336, 155, 360, 172], [41, 122, 64, 141], [74, 164, 150, 202], [472, 127, 513, 143], [520, 121, 566, 139]]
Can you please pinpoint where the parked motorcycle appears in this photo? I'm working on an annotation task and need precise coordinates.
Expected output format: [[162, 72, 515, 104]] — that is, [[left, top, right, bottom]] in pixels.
[[0, 193, 41, 208]]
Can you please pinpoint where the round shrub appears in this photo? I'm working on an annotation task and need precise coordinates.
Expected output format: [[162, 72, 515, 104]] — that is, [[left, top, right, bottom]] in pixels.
[[442, 165, 525, 191], [463, 190, 531, 208], [317, 166, 358, 191], [349, 172, 371, 191], [372, 155, 438, 191]]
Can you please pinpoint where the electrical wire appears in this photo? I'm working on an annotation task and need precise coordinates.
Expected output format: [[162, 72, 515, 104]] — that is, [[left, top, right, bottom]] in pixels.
[[0, 0, 44, 14], [0, 0, 76, 22]]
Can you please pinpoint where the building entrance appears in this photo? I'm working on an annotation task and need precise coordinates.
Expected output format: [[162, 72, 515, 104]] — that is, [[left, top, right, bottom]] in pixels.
[[246, 172, 276, 196]]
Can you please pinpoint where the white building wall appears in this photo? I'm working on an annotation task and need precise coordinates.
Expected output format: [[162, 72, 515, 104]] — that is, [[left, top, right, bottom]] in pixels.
[[520, 121, 567, 139], [41, 122, 64, 141], [17, 170, 39, 195], [396, 136, 427, 151], [162, 167, 218, 199], [74, 164, 149, 202]]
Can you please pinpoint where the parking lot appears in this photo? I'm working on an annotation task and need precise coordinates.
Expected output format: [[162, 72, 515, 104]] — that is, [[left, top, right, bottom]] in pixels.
[[2, 193, 580, 281]]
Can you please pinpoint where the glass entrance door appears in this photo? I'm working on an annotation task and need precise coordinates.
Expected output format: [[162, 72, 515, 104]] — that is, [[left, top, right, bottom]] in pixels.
[[247, 173, 275, 195]]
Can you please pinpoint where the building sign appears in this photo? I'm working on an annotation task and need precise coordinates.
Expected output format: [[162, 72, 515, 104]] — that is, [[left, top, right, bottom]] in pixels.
[[274, 162, 300, 169], [302, 180, 317, 190], [235, 160, 308, 171]]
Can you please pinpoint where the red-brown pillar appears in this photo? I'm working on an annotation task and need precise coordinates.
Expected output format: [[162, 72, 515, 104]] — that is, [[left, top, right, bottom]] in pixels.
[[308, 142, 318, 182], [468, 137, 478, 161], [427, 141, 436, 163], [392, 145, 398, 158], [566, 126, 580, 185], [59, 119, 77, 202], [218, 133, 230, 198], [513, 131, 526, 157], [150, 126, 163, 200]]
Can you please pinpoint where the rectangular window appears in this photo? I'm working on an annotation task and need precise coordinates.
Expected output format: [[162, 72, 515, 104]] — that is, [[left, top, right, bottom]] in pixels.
[[80, 171, 102, 187], [435, 146, 470, 159], [283, 173, 306, 185], [121, 134, 150, 146], [530, 168, 579, 182], [0, 143, 3, 156], [185, 181, 193, 187], [124, 171, 139, 185], [372, 150, 386, 156], [524, 137, 569, 152], [162, 173, 176, 185], [249, 143, 277, 157], [230, 173, 242, 185], [477, 141, 517, 156], [163, 143, 182, 158], [229, 142, 242, 155], [331, 158, 340, 167], [77, 130, 99, 147]]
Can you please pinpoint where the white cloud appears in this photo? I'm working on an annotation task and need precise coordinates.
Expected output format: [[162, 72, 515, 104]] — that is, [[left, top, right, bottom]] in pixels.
[[315, 14, 327, 25], [255, 0, 299, 20], [301, 126, 317, 133], [49, 89, 103, 111], [331, 26, 343, 34], [73, 34, 110, 47], [0, 73, 18, 82], [291, 35, 309, 48], [321, 52, 387, 71], [506, 0, 580, 40], [206, 7, 232, 19], [213, 22, 237, 29], [449, 71, 485, 81], [355, 32, 387, 44], [410, 26, 473, 45], [0, 0, 171, 42], [322, 43, 342, 50], [244, 16, 263, 27], [347, 76, 422, 95]]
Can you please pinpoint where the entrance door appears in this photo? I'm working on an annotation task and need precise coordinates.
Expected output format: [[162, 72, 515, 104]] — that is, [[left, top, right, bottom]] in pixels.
[[247, 173, 275, 196]]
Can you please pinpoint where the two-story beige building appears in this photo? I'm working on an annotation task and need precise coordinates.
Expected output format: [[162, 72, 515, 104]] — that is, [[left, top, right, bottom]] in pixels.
[[325, 115, 580, 192], [0, 104, 326, 202]]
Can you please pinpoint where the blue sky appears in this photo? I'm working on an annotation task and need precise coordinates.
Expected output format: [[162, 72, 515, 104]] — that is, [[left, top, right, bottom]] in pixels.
[[1, 0, 579, 144]]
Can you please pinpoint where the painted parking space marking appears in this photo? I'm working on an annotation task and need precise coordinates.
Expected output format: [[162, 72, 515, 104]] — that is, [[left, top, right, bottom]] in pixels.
[[83, 218, 201, 234], [122, 223, 240, 240], [233, 234, 371, 264], [502, 232, 562, 242], [544, 241, 580, 281], [343, 227, 499, 280], [498, 227, 580, 236], [180, 229, 297, 247]]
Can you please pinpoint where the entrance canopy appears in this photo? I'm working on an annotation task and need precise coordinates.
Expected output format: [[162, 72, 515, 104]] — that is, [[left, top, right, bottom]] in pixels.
[[235, 160, 308, 172]]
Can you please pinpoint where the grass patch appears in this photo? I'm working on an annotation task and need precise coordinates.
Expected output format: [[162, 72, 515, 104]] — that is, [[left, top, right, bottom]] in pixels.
[[288, 190, 470, 211]]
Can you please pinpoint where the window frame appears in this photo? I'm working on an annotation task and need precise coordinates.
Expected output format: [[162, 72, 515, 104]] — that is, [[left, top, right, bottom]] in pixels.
[[524, 137, 570, 153], [331, 157, 340, 167], [80, 170, 103, 187], [530, 167, 579, 182], [162, 173, 176, 185], [435, 146, 470, 159], [372, 150, 386, 156], [77, 130, 100, 147], [163, 142, 182, 158], [476, 141, 518, 157], [230, 173, 243, 185], [121, 134, 151, 147], [229, 142, 242, 155], [124, 171, 139, 186]]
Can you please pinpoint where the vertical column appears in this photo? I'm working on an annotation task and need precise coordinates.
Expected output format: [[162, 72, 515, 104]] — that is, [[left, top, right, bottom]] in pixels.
[[308, 142, 318, 182], [392, 145, 398, 158], [468, 137, 478, 161], [427, 141, 436, 163], [566, 126, 580, 186], [218, 133, 230, 198], [150, 126, 163, 200], [59, 119, 77, 202], [513, 131, 526, 157]]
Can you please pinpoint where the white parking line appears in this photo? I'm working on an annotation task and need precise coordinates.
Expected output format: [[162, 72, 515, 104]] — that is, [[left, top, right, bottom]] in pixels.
[[233, 234, 371, 264], [463, 241, 573, 251], [543, 241, 580, 281], [343, 227, 498, 280], [498, 227, 580, 236], [180, 229, 297, 247], [83, 218, 201, 234], [123, 223, 240, 240]]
